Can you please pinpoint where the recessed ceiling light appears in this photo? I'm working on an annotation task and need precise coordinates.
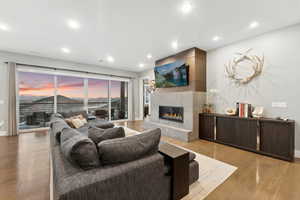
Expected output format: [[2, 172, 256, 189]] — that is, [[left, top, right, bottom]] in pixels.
[[67, 19, 80, 30], [212, 36, 221, 42], [139, 63, 145, 68], [181, 1, 193, 14], [147, 53, 152, 59], [61, 47, 70, 54], [107, 55, 115, 63], [171, 40, 178, 50], [249, 21, 259, 29], [0, 23, 10, 31]]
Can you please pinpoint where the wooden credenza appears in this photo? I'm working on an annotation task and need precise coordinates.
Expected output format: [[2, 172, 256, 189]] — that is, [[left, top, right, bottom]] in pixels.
[[199, 113, 295, 161]]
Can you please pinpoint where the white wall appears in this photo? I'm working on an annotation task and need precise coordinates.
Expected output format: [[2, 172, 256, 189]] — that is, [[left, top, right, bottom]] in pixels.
[[0, 63, 8, 135], [0, 51, 139, 135], [207, 24, 300, 151], [139, 69, 154, 80]]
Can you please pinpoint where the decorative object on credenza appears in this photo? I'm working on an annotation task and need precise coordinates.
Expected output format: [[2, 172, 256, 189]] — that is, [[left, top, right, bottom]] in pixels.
[[275, 117, 290, 121], [252, 106, 264, 118], [202, 104, 214, 113], [225, 49, 264, 85], [236, 102, 252, 118], [225, 107, 236, 116]]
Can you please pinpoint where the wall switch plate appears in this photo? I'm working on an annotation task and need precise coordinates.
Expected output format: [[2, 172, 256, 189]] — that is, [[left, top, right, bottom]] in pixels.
[[209, 89, 219, 93], [272, 102, 287, 108], [0, 100, 4, 105]]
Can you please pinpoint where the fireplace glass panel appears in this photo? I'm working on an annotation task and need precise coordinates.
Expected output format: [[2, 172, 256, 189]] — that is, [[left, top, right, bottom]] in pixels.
[[159, 106, 184, 123]]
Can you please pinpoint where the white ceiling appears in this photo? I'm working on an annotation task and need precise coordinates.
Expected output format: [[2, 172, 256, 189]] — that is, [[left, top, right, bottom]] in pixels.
[[0, 0, 300, 72]]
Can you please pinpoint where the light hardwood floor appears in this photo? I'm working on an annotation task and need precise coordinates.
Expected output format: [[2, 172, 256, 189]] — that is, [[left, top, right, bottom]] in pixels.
[[0, 120, 299, 200]]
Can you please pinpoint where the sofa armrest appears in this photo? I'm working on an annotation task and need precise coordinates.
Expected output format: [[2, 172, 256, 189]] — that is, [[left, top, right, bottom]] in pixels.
[[55, 153, 170, 200]]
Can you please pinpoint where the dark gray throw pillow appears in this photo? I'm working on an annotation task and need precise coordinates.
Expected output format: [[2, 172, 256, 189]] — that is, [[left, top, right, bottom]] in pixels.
[[88, 127, 125, 144], [88, 119, 115, 129], [98, 128, 161, 165], [60, 128, 100, 170]]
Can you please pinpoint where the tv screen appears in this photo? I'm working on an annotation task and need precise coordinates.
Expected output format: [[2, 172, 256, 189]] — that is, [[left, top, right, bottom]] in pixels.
[[154, 60, 189, 88]]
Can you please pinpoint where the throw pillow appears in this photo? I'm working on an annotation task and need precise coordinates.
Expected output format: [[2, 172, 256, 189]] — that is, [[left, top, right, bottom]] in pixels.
[[71, 118, 85, 129], [88, 127, 125, 144], [81, 118, 87, 124], [65, 118, 76, 128], [88, 119, 115, 129], [60, 128, 100, 170], [98, 128, 161, 165]]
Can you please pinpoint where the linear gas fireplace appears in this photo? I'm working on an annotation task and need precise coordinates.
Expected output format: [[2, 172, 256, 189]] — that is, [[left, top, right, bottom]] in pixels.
[[159, 106, 184, 123]]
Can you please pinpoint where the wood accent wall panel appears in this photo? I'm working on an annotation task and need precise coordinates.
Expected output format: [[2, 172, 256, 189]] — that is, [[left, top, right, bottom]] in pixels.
[[155, 47, 206, 92]]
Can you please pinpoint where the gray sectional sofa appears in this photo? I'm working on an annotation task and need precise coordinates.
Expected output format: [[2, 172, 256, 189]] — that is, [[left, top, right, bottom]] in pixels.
[[50, 114, 199, 200]]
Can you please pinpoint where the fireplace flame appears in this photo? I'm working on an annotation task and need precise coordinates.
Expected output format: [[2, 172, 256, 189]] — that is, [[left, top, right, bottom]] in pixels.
[[162, 113, 183, 120]]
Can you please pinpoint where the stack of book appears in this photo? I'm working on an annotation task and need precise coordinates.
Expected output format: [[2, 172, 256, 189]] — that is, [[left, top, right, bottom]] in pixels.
[[236, 103, 252, 118]]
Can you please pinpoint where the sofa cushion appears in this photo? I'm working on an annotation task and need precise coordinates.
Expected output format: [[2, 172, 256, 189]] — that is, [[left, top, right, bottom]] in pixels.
[[88, 127, 125, 144], [89, 119, 115, 129], [60, 128, 100, 170], [98, 128, 161, 165], [50, 118, 70, 143], [189, 160, 199, 185], [76, 124, 89, 136]]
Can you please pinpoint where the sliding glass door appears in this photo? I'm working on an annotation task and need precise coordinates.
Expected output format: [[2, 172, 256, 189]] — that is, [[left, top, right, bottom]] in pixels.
[[18, 71, 55, 129], [88, 79, 109, 120], [18, 69, 130, 130], [57, 75, 85, 114], [111, 81, 128, 120]]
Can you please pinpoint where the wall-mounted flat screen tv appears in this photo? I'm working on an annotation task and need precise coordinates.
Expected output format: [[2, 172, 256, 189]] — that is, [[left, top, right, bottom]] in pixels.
[[154, 60, 189, 88]]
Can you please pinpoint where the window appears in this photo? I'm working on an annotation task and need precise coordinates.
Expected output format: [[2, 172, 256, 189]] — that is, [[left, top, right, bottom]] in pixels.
[[111, 81, 128, 120], [57, 75, 85, 114], [18, 71, 55, 130], [88, 79, 109, 120], [17, 68, 130, 131]]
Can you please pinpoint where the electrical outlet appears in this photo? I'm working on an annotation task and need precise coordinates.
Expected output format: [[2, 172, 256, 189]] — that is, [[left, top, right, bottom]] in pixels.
[[272, 102, 287, 108]]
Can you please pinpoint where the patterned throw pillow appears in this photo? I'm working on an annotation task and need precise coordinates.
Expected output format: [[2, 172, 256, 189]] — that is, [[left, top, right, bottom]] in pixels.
[[71, 118, 85, 129], [65, 118, 76, 128], [65, 115, 87, 129]]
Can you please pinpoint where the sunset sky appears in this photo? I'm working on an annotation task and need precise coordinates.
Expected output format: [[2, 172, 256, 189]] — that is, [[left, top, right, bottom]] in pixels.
[[19, 72, 126, 99]]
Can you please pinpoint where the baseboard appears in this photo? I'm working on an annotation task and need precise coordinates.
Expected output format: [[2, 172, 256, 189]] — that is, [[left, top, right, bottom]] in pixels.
[[295, 150, 300, 158], [0, 131, 7, 136]]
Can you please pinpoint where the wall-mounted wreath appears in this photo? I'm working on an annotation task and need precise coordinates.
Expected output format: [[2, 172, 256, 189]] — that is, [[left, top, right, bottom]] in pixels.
[[225, 49, 264, 85]]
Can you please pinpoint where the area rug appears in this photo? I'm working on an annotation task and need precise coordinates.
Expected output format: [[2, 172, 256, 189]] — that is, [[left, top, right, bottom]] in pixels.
[[121, 126, 238, 200]]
